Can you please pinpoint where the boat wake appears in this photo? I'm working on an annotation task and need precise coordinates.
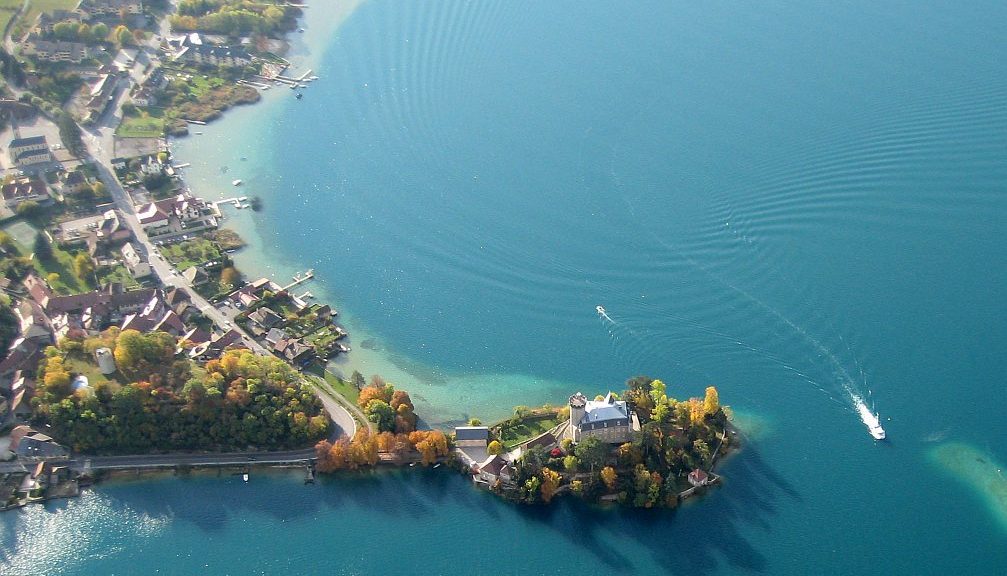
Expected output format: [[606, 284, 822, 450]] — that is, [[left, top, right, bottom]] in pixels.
[[852, 393, 886, 440]]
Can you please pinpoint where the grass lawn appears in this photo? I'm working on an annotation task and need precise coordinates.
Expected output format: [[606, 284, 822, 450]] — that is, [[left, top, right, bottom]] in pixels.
[[161, 237, 222, 270], [19, 0, 77, 28], [116, 108, 167, 138], [307, 365, 360, 405], [63, 354, 125, 392], [4, 228, 94, 295], [498, 414, 563, 450]]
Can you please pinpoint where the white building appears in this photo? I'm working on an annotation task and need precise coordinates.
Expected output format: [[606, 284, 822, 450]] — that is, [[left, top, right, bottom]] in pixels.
[[120, 242, 151, 279]]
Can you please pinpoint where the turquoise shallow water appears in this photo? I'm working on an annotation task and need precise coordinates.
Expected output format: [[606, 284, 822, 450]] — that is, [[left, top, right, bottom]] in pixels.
[[4, 0, 1007, 573]]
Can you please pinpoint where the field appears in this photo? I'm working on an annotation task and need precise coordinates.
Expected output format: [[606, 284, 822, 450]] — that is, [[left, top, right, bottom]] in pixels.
[[160, 237, 222, 270], [22, 0, 78, 25]]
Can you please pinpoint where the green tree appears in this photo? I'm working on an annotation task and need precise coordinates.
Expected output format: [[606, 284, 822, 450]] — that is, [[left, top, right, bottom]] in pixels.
[[468, 417, 482, 426], [91, 181, 106, 197], [693, 439, 712, 467], [574, 436, 609, 472], [53, 21, 78, 39], [16, 200, 42, 218], [563, 454, 579, 472], [364, 399, 395, 432], [57, 114, 85, 157], [33, 232, 53, 261], [91, 22, 109, 42], [115, 25, 131, 47]]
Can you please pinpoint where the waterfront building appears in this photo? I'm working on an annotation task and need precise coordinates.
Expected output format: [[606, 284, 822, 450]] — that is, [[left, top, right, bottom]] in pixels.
[[565, 391, 639, 444], [120, 242, 152, 279]]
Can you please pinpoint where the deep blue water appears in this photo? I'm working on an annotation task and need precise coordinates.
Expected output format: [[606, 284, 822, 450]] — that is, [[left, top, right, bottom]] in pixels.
[[4, 0, 1007, 573]]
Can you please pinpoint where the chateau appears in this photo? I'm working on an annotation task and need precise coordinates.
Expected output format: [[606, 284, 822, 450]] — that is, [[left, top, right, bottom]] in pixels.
[[565, 391, 640, 444]]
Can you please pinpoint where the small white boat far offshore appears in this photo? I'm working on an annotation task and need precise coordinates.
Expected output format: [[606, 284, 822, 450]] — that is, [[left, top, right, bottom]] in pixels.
[[232, 179, 243, 186], [242, 473, 249, 482], [854, 395, 886, 440], [596, 305, 606, 315]]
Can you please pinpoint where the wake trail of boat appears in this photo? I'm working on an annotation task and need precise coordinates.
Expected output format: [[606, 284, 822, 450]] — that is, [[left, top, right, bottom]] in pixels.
[[623, 197, 884, 438]]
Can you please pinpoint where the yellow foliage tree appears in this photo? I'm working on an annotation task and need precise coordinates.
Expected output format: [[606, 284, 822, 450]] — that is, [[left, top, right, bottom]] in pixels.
[[540, 467, 562, 503], [487, 440, 503, 455], [704, 386, 720, 415], [601, 466, 618, 491]]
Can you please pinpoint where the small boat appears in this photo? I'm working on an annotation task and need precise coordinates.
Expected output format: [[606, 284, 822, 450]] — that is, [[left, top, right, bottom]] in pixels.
[[433, 463, 441, 469], [296, 93, 303, 100], [232, 179, 243, 186], [242, 473, 249, 482], [195, 131, 203, 135], [596, 305, 606, 315], [409, 462, 416, 467]]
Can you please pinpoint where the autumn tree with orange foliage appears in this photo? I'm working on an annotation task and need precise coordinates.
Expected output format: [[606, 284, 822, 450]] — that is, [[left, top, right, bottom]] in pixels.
[[540, 467, 562, 503], [410, 430, 449, 465], [601, 466, 618, 491]]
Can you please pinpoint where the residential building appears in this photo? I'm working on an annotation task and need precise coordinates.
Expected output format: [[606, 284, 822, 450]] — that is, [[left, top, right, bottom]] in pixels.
[[177, 43, 253, 68], [36, 10, 83, 35], [181, 266, 210, 286], [75, 0, 143, 19], [8, 136, 51, 167], [120, 242, 151, 279], [21, 37, 88, 63], [15, 300, 54, 346], [62, 170, 89, 194], [1, 176, 49, 209], [135, 193, 217, 238], [566, 392, 639, 444], [8, 426, 69, 459]]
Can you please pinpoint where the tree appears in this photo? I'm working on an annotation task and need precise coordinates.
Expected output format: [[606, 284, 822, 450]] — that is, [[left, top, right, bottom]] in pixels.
[[73, 253, 95, 283], [91, 22, 109, 42], [157, 151, 169, 164], [113, 330, 176, 381], [600, 466, 618, 491], [364, 399, 395, 432], [115, 25, 131, 47], [47, 272, 61, 284], [704, 386, 720, 415], [570, 480, 584, 496], [693, 439, 712, 467], [574, 436, 609, 472], [350, 371, 365, 390], [563, 455, 579, 472], [357, 382, 393, 408], [219, 266, 241, 288], [16, 200, 42, 219], [468, 417, 482, 426], [486, 440, 502, 455], [33, 232, 53, 261], [91, 181, 106, 197], [57, 114, 85, 157], [540, 467, 561, 503], [53, 21, 78, 39]]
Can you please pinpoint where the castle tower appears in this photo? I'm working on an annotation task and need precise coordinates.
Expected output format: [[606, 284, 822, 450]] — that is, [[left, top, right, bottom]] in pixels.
[[569, 392, 587, 428]]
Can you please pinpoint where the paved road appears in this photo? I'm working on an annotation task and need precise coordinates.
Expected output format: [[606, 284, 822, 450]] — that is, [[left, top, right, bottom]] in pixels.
[[0, 447, 317, 475]]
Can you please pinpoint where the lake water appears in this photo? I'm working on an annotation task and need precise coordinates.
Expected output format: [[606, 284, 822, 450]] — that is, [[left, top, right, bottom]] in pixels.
[[3, 0, 1006, 573]]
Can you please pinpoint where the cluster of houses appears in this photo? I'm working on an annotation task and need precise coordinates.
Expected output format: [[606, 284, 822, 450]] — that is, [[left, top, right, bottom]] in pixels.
[[232, 279, 348, 368], [20, 0, 144, 63], [0, 272, 249, 424]]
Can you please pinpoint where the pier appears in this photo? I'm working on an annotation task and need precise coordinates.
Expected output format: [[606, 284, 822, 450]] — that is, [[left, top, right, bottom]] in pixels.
[[210, 197, 250, 217], [282, 269, 314, 291]]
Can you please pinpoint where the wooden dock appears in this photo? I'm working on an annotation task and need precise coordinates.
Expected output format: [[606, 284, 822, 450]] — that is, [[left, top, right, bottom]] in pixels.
[[282, 269, 314, 291]]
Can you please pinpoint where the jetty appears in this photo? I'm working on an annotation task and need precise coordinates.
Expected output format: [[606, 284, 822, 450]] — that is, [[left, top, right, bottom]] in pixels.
[[210, 197, 250, 217], [282, 269, 314, 291]]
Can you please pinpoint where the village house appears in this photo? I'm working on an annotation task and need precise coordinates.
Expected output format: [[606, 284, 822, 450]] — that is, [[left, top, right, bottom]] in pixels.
[[181, 265, 210, 286], [189, 329, 243, 361], [15, 300, 54, 346], [119, 295, 186, 336], [474, 454, 515, 485], [1, 176, 49, 210], [62, 169, 89, 194], [247, 307, 283, 333], [7, 136, 52, 168], [135, 193, 217, 238], [120, 242, 151, 279], [0, 339, 44, 393], [455, 426, 490, 449], [566, 392, 640, 444], [8, 425, 68, 459], [226, 277, 276, 309], [130, 86, 157, 107], [24, 273, 158, 327]]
